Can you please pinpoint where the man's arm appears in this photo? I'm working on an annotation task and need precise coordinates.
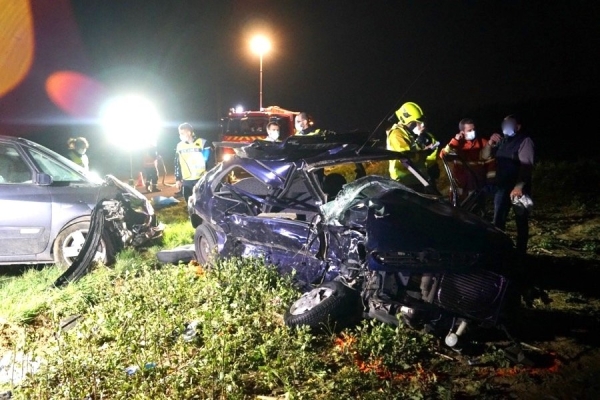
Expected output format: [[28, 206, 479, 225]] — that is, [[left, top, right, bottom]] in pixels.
[[514, 137, 534, 191], [482, 133, 502, 160]]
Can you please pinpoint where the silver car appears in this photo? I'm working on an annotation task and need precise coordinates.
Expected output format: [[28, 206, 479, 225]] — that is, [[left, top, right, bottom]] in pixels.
[[0, 135, 162, 267]]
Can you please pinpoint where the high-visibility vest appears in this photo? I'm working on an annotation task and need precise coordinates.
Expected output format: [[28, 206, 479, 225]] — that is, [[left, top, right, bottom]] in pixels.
[[176, 138, 208, 181]]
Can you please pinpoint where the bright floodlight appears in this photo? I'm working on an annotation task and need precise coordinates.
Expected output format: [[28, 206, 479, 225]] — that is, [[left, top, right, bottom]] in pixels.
[[235, 105, 244, 113], [250, 35, 271, 56], [100, 94, 161, 148]]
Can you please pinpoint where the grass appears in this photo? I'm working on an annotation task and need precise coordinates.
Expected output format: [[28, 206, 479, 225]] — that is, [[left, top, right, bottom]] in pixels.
[[0, 205, 447, 399], [1, 161, 599, 398]]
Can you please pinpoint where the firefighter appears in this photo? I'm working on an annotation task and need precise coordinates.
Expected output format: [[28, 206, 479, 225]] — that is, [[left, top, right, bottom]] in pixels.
[[67, 137, 90, 171], [175, 123, 210, 201], [294, 112, 320, 135], [440, 118, 495, 206], [386, 102, 439, 189]]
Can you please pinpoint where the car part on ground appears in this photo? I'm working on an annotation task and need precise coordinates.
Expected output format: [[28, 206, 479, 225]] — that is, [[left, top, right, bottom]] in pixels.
[[156, 244, 196, 264]]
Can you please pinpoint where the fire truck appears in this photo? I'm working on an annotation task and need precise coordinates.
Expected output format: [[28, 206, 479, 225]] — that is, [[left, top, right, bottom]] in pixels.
[[215, 106, 299, 163]]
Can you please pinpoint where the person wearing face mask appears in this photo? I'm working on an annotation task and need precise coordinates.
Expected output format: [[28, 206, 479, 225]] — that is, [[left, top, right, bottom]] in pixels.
[[294, 112, 320, 136], [440, 118, 495, 205], [67, 137, 90, 171], [264, 121, 281, 142], [386, 102, 440, 189], [175, 122, 211, 201], [485, 114, 534, 257]]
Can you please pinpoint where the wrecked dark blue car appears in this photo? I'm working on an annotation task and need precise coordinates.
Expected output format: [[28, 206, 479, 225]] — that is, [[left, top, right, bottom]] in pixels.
[[188, 133, 515, 346]]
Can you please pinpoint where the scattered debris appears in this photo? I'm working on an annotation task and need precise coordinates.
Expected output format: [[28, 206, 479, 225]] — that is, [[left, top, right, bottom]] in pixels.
[[0, 352, 43, 386], [124, 362, 156, 376], [182, 321, 200, 342]]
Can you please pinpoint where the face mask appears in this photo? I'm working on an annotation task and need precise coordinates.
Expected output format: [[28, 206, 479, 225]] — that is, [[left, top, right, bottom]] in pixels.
[[268, 130, 279, 141], [412, 124, 424, 136], [76, 148, 86, 155], [502, 127, 516, 137], [464, 130, 476, 141], [295, 122, 303, 132]]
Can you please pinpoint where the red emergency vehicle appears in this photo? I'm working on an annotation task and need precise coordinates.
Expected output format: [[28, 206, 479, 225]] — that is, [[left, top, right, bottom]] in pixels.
[[215, 106, 299, 162]]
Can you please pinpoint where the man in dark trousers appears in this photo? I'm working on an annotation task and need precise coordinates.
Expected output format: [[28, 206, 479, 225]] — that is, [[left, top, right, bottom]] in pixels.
[[485, 114, 534, 257]]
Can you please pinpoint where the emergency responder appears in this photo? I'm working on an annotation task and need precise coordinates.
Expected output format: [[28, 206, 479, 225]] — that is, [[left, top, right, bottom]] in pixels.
[[485, 114, 534, 256], [67, 137, 90, 171], [386, 102, 440, 189], [265, 121, 280, 142], [175, 122, 210, 201], [294, 112, 320, 135], [142, 146, 162, 193], [440, 118, 495, 207]]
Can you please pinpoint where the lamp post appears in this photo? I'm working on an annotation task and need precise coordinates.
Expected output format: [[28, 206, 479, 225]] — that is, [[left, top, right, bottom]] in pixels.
[[250, 35, 271, 110]]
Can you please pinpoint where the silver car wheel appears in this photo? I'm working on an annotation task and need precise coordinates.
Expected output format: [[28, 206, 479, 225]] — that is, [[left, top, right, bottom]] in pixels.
[[289, 286, 336, 316], [61, 228, 107, 264]]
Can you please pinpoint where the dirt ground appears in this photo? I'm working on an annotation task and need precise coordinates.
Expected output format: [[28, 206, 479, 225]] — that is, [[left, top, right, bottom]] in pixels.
[[129, 173, 181, 200]]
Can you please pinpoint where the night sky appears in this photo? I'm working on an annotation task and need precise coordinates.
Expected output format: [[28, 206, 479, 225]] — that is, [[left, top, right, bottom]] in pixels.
[[1, 0, 599, 170]]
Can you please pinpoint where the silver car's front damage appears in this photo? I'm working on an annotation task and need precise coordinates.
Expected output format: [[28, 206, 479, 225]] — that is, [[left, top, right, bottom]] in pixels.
[[102, 175, 163, 249], [54, 175, 163, 286]]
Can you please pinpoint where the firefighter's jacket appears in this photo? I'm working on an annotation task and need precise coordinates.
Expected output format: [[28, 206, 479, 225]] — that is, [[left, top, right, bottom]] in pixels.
[[440, 136, 496, 194], [386, 124, 438, 185]]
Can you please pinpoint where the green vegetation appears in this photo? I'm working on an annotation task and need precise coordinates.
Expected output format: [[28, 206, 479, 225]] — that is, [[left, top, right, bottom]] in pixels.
[[1, 160, 599, 398]]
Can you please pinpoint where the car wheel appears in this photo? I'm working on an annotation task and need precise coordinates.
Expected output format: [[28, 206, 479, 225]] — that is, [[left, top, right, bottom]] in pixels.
[[53, 220, 115, 267], [284, 281, 362, 331], [194, 224, 218, 265]]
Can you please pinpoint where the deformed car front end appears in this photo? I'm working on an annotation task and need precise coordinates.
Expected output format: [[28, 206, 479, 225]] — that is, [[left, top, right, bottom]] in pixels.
[[101, 175, 163, 250], [0, 135, 162, 267]]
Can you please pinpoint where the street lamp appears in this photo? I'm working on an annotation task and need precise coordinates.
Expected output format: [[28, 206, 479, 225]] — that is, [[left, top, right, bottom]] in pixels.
[[100, 94, 161, 185], [250, 35, 271, 110]]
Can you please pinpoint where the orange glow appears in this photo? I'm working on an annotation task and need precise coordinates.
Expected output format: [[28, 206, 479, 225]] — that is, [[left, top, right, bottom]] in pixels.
[[333, 334, 435, 382], [250, 35, 271, 56], [0, 0, 34, 97], [45, 71, 105, 116]]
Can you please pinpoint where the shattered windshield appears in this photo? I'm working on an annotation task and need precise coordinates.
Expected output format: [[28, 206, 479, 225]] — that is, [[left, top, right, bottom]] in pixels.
[[320, 176, 409, 225]]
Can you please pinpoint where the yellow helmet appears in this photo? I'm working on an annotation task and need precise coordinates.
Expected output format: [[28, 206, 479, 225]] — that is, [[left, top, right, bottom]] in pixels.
[[395, 102, 424, 125]]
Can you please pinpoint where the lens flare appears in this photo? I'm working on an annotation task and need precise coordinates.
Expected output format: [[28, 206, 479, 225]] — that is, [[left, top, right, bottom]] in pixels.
[[0, 0, 34, 97], [45, 71, 106, 117]]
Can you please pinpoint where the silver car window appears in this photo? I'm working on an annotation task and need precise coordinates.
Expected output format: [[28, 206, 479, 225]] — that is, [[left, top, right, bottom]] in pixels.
[[0, 144, 32, 184], [27, 147, 86, 182]]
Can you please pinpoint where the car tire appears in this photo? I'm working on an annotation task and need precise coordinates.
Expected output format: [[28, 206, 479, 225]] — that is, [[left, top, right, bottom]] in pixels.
[[284, 281, 362, 331], [194, 224, 218, 265], [53, 219, 115, 267]]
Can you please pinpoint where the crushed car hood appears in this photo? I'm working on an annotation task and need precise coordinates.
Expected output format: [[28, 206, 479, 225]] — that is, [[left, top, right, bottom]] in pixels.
[[321, 176, 513, 256]]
